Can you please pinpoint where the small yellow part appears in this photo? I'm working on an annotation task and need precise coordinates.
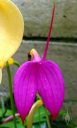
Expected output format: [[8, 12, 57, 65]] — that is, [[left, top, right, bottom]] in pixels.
[[0, 57, 14, 84], [0, 58, 14, 68], [0, 60, 6, 68], [30, 48, 36, 57], [8, 58, 14, 65], [0, 68, 2, 84], [27, 100, 43, 128], [0, 0, 24, 64], [30, 48, 39, 59]]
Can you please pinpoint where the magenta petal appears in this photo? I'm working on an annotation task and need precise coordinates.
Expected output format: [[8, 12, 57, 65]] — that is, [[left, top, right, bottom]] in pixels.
[[13, 61, 37, 123], [37, 60, 64, 120]]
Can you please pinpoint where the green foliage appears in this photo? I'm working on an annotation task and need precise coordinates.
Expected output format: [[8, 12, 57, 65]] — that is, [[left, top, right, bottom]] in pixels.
[[0, 107, 77, 128]]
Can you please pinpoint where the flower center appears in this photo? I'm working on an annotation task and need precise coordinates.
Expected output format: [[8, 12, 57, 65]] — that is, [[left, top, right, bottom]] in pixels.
[[29, 48, 41, 62]]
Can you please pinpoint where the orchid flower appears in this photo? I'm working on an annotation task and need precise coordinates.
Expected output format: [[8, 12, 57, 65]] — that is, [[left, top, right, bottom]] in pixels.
[[14, 1, 64, 124], [0, 0, 24, 83]]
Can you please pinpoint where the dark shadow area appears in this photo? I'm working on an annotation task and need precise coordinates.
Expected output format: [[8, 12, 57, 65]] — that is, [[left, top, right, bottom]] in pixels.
[[23, 36, 77, 43]]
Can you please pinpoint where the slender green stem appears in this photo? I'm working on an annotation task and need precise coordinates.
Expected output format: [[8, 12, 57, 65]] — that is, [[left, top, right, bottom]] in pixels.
[[37, 95, 51, 128], [27, 100, 43, 128], [6, 63, 17, 128], [38, 108, 41, 128], [44, 108, 51, 128], [14, 61, 20, 67]]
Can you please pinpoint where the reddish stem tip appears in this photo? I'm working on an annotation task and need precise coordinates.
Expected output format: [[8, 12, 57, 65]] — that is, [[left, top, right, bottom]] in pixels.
[[42, 1, 56, 60]]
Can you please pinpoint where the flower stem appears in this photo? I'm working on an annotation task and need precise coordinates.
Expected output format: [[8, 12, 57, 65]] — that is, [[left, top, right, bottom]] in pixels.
[[38, 108, 41, 128], [0, 113, 20, 125], [14, 61, 20, 67], [44, 108, 51, 128], [36, 94, 51, 128], [6, 63, 17, 128], [27, 100, 43, 128]]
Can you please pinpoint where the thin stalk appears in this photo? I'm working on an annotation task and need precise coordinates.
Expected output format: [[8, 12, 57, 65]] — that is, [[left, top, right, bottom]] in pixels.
[[0, 113, 20, 125], [14, 61, 20, 67], [44, 108, 51, 128], [0, 96, 5, 116], [37, 95, 51, 128], [42, 0, 56, 60], [36, 94, 42, 128], [38, 108, 41, 128], [27, 100, 43, 128], [6, 63, 17, 128]]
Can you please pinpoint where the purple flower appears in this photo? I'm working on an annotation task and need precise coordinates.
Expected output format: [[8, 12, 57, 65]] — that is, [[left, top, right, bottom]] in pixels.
[[14, 1, 64, 124]]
